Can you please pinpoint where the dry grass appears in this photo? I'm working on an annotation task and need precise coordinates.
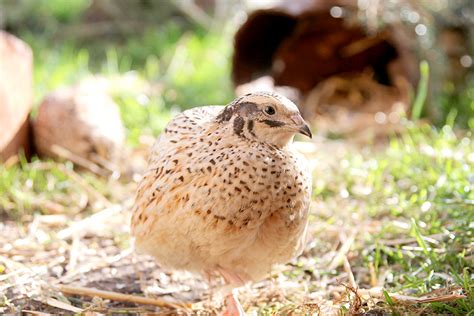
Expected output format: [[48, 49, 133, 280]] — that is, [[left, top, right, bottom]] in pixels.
[[1, 128, 471, 315]]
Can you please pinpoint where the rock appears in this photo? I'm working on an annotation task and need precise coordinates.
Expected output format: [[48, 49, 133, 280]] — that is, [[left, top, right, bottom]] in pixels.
[[34, 85, 126, 169], [0, 31, 33, 161]]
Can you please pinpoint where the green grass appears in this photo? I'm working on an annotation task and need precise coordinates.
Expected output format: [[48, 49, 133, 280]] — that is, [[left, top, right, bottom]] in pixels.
[[313, 123, 473, 314], [411, 60, 430, 121], [439, 79, 474, 130], [21, 21, 234, 145], [0, 157, 109, 218], [1, 5, 473, 313]]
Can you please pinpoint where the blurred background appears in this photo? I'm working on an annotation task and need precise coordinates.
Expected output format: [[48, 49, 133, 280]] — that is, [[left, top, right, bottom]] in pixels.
[[0, 0, 473, 162], [0, 0, 473, 314], [1, 0, 473, 159]]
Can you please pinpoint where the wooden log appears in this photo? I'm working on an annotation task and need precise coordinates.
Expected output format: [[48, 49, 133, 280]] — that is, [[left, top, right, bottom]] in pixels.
[[0, 31, 33, 161]]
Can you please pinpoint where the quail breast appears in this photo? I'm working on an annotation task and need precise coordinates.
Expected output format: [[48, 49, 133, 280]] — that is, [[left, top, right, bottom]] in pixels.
[[131, 92, 312, 284]]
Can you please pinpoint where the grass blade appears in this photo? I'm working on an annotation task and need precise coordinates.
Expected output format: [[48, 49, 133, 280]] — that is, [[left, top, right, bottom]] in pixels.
[[411, 60, 430, 120]]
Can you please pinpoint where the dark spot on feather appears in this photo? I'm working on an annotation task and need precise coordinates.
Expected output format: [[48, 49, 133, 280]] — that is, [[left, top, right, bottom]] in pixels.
[[218, 100, 259, 122], [262, 119, 285, 127], [233, 116, 245, 136], [216, 105, 235, 122], [247, 119, 256, 136]]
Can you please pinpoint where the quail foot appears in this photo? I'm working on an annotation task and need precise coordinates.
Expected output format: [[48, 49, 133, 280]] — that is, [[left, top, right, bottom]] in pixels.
[[131, 92, 313, 315]]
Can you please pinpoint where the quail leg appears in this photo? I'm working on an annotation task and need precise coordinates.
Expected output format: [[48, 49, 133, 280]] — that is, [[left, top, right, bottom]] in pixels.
[[217, 268, 246, 316], [222, 289, 245, 316]]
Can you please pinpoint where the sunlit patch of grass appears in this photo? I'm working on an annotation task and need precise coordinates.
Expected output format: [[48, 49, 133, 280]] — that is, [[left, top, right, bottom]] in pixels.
[[160, 31, 234, 109], [102, 25, 235, 109], [115, 93, 174, 146], [0, 156, 109, 218], [313, 123, 473, 314], [14, 32, 91, 106]]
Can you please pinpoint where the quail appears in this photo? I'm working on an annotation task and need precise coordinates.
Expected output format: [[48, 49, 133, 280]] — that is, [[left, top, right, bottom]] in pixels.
[[131, 92, 312, 315]]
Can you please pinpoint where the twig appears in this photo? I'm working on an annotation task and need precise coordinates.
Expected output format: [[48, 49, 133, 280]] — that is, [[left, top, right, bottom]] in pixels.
[[35, 214, 68, 226], [32, 297, 83, 313], [0, 254, 63, 292], [51, 145, 109, 177], [342, 256, 357, 290], [20, 311, 51, 316], [55, 21, 146, 40], [341, 33, 387, 57], [331, 286, 466, 304], [59, 285, 192, 310], [56, 163, 112, 207], [379, 233, 447, 246], [389, 292, 466, 304], [0, 254, 28, 271], [171, 0, 212, 29], [65, 234, 80, 275], [0, 267, 30, 282], [57, 204, 123, 240], [344, 284, 362, 315], [401, 245, 446, 253], [328, 232, 356, 270], [59, 248, 133, 283], [368, 262, 377, 288], [30, 159, 112, 206], [4, 154, 19, 168], [90, 153, 120, 174]]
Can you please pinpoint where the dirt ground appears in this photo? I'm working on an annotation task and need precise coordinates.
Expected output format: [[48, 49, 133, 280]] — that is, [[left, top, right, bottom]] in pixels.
[[0, 138, 466, 315]]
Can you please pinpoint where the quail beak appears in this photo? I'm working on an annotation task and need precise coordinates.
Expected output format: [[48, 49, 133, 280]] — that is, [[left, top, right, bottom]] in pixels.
[[299, 123, 313, 138], [291, 114, 313, 139]]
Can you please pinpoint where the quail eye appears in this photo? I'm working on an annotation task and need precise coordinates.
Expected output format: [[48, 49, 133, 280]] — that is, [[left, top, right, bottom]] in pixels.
[[264, 106, 276, 115]]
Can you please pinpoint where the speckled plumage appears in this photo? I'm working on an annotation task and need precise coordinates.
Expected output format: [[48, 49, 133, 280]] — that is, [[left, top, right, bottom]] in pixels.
[[131, 92, 312, 286]]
